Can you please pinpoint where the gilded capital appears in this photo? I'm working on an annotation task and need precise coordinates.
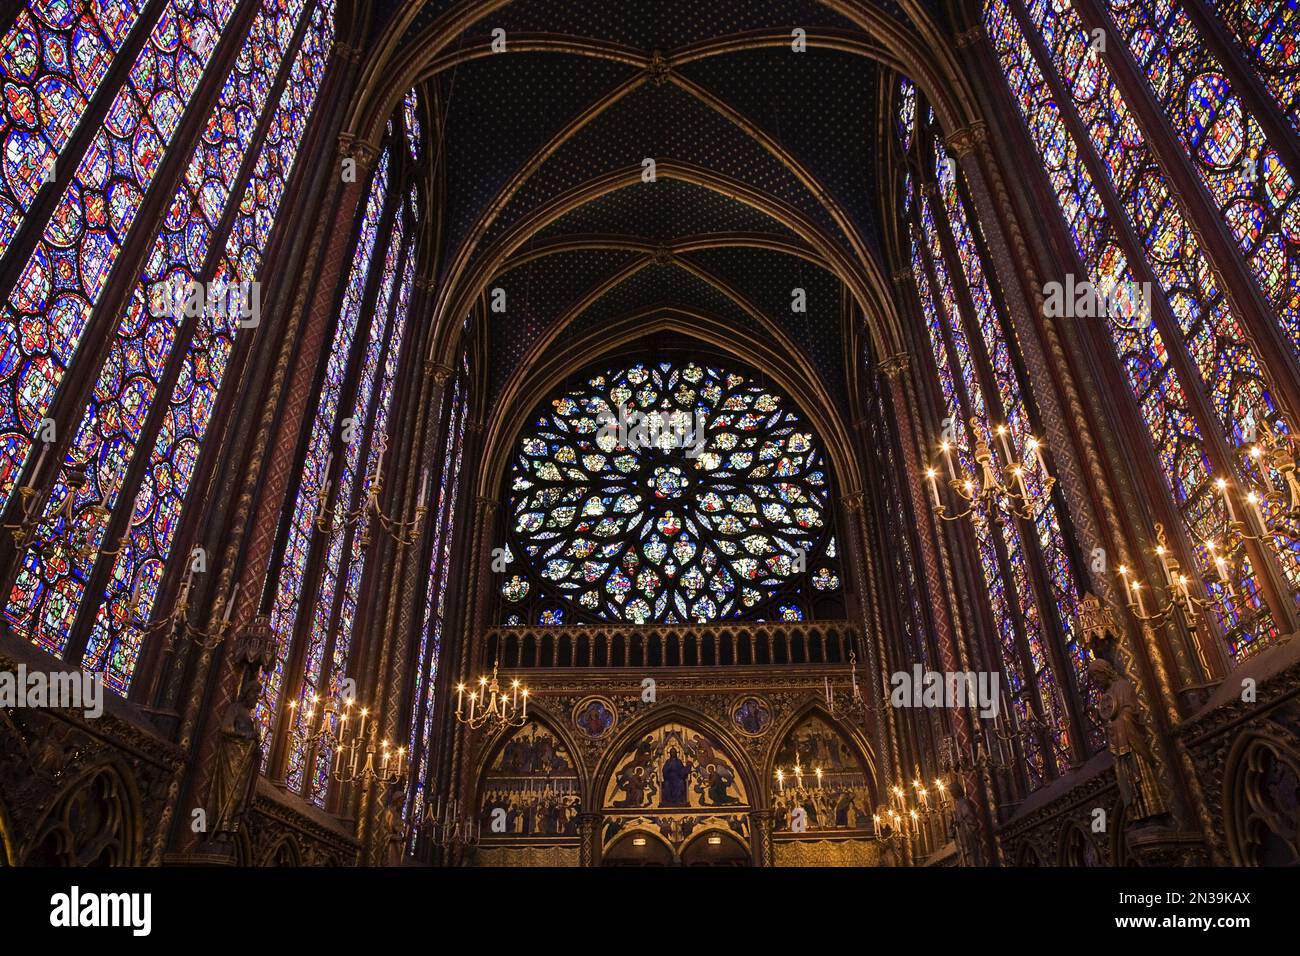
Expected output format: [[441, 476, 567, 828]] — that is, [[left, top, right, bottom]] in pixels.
[[944, 121, 988, 159], [877, 352, 911, 379]]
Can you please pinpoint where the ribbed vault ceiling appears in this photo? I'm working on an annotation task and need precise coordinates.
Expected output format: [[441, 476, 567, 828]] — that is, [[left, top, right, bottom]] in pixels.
[[364, 0, 961, 413]]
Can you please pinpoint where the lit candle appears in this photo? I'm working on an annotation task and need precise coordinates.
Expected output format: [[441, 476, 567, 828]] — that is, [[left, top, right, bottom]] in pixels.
[[468, 692, 476, 722], [521, 689, 528, 718], [776, 769, 785, 792], [222, 582, 239, 625], [1217, 477, 1236, 521], [455, 683, 464, 716], [940, 441, 955, 481], [926, 468, 941, 509], [995, 424, 1013, 462], [1131, 581, 1146, 617], [1245, 490, 1267, 529], [1011, 465, 1029, 502], [1251, 444, 1276, 494], [1118, 565, 1134, 608]]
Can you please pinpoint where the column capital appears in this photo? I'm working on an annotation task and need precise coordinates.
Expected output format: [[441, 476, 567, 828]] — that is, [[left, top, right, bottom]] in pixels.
[[955, 25, 986, 49], [425, 360, 454, 385], [944, 121, 988, 159], [337, 133, 379, 171], [877, 352, 911, 379]]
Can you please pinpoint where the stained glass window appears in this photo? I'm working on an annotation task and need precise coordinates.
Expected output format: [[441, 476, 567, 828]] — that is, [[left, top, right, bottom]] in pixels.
[[1207, 0, 1300, 134], [984, 0, 1284, 659], [894, 77, 1115, 775], [0, 0, 241, 516], [261, 147, 392, 746], [408, 357, 469, 832], [1099, 1, 1300, 364], [4, 0, 322, 682], [291, 182, 416, 804], [80, 0, 336, 692], [0, 0, 148, 259], [403, 88, 421, 162], [499, 358, 840, 626], [908, 226, 1058, 783]]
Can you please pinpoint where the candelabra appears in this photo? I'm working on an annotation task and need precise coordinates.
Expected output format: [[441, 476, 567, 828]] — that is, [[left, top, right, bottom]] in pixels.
[[4, 459, 126, 560], [1197, 421, 1300, 579], [285, 693, 407, 787], [925, 418, 1054, 525], [314, 431, 429, 546], [128, 573, 241, 650], [940, 697, 1048, 777], [1115, 523, 1208, 626], [774, 758, 825, 795], [423, 796, 481, 849], [872, 771, 951, 848], [454, 659, 530, 732]]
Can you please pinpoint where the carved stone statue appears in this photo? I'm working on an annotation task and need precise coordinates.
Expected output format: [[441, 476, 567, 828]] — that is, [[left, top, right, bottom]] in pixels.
[[376, 779, 408, 866], [209, 673, 263, 844], [1087, 658, 1165, 821], [949, 779, 985, 867]]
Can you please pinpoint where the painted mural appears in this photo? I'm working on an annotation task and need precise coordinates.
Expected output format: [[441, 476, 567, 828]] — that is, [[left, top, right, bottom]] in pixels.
[[573, 696, 616, 739], [479, 721, 581, 838], [603, 723, 749, 812], [772, 715, 872, 832], [731, 696, 773, 736]]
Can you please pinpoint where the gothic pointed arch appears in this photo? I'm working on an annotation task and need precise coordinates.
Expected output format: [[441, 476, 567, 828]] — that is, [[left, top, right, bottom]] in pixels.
[[473, 707, 587, 841], [24, 759, 143, 867], [766, 704, 876, 832], [593, 704, 759, 810], [1223, 728, 1300, 867]]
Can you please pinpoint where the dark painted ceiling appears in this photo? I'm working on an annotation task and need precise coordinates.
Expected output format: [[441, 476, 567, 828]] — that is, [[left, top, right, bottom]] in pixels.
[[366, 1, 956, 412]]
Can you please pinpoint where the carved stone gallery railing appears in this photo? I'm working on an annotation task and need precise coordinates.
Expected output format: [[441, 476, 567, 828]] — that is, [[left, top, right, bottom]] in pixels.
[[482, 620, 856, 669]]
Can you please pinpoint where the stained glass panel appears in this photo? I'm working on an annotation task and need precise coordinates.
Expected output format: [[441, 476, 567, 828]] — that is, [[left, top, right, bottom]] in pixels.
[[81, 0, 335, 692], [0, 0, 242, 527], [260, 147, 391, 745], [0, 0, 147, 260], [4, 0, 315, 676], [985, 0, 1278, 658], [500, 359, 837, 626]]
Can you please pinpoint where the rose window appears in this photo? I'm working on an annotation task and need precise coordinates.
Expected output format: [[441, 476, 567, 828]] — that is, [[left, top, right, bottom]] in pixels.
[[499, 359, 841, 625]]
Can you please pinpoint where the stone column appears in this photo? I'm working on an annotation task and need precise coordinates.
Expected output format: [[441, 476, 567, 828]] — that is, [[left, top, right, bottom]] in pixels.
[[578, 812, 603, 867], [169, 129, 378, 857], [749, 809, 776, 867]]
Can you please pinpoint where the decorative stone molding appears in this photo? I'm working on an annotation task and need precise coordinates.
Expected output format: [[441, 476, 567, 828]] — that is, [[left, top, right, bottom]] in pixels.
[[425, 361, 454, 385], [647, 50, 671, 86], [944, 121, 988, 158], [877, 352, 911, 379]]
